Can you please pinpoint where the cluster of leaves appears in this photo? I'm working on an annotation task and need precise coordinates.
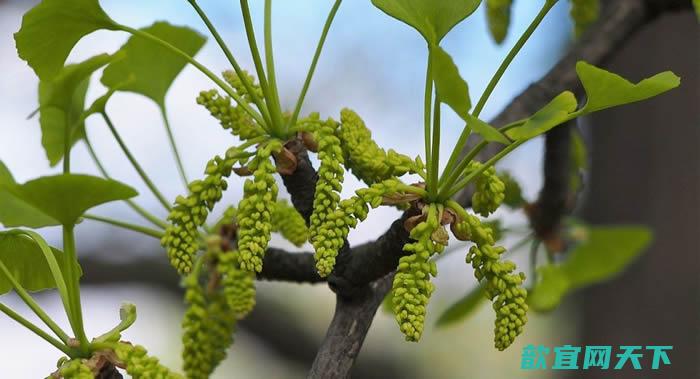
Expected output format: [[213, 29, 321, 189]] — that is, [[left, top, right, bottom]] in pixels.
[[0, 0, 683, 377]]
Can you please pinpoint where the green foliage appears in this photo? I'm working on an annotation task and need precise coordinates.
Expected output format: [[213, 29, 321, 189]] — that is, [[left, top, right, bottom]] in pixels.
[[506, 91, 578, 140], [337, 109, 418, 184], [694, 0, 700, 20], [0, 174, 136, 227], [435, 283, 487, 327], [576, 61, 681, 115], [237, 141, 281, 273], [271, 200, 309, 247], [431, 46, 471, 119], [528, 226, 651, 312], [569, 0, 599, 37], [486, 0, 513, 44], [0, 231, 73, 295], [371, 0, 482, 44], [38, 54, 113, 166], [466, 114, 510, 144], [13, 0, 118, 80], [392, 204, 444, 341], [102, 22, 207, 107], [0, 163, 57, 228], [115, 342, 183, 379]]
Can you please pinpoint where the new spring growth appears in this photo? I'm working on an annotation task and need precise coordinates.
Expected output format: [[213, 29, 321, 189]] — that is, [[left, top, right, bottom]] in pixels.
[[115, 343, 183, 379], [452, 206, 528, 351], [312, 179, 412, 277], [217, 250, 256, 318], [161, 146, 248, 274], [236, 140, 282, 273], [392, 204, 445, 342], [469, 161, 506, 217], [337, 108, 419, 184], [486, 0, 513, 44], [271, 200, 309, 247], [55, 359, 93, 379], [570, 0, 600, 37]]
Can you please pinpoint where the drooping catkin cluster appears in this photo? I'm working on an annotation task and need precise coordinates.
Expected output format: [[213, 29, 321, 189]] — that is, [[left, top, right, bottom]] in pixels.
[[570, 0, 600, 37], [56, 359, 94, 379], [337, 108, 418, 184], [485, 0, 513, 44], [181, 269, 239, 379], [236, 141, 281, 273], [217, 249, 256, 317], [455, 211, 528, 351], [468, 161, 506, 217], [114, 343, 183, 379], [161, 146, 246, 274], [308, 116, 344, 241], [392, 204, 444, 342], [498, 171, 525, 208], [312, 179, 405, 277], [197, 71, 264, 140], [271, 199, 309, 247]]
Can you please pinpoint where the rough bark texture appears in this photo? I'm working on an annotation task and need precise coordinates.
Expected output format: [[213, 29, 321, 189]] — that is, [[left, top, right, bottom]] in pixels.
[[308, 275, 394, 379]]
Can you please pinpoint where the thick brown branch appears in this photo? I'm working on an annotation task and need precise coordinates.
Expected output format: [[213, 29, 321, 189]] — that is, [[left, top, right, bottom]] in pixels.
[[259, 248, 323, 284], [308, 274, 394, 379], [280, 139, 318, 222]]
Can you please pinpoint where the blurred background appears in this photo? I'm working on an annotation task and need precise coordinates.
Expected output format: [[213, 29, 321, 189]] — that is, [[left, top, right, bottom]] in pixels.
[[0, 0, 697, 378]]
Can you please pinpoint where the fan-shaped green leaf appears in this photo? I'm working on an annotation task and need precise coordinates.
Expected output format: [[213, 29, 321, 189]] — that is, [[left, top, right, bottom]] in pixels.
[[0, 162, 59, 228], [432, 45, 471, 119], [577, 61, 680, 115], [466, 114, 509, 144], [435, 283, 486, 327], [38, 54, 114, 166], [506, 91, 578, 140], [528, 225, 651, 312], [14, 0, 118, 80], [101, 22, 207, 106], [486, 0, 513, 44], [0, 232, 74, 295], [371, 0, 482, 44], [1, 174, 137, 227]]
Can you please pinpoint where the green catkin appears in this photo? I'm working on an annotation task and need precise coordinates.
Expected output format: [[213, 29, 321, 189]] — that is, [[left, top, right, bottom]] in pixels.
[[197, 88, 264, 140], [308, 117, 344, 242], [337, 108, 417, 184], [499, 172, 525, 208], [236, 141, 281, 273], [312, 179, 403, 277], [391, 204, 444, 342], [469, 161, 506, 217], [217, 250, 256, 318], [486, 0, 513, 44], [182, 273, 213, 378], [222, 70, 264, 104], [271, 200, 309, 247], [570, 0, 600, 37], [457, 213, 528, 351], [115, 343, 183, 379], [204, 293, 238, 373], [56, 359, 94, 379], [214, 206, 238, 232], [161, 146, 245, 274]]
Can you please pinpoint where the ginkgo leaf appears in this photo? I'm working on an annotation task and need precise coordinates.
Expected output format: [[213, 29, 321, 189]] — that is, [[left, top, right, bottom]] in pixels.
[[577, 61, 680, 115], [431, 45, 471, 119], [435, 283, 487, 327], [14, 0, 118, 80], [101, 22, 207, 106], [506, 91, 578, 140], [466, 114, 509, 144], [0, 232, 75, 295], [1, 174, 137, 227], [0, 162, 59, 228], [528, 225, 651, 312], [371, 0, 482, 44], [38, 54, 114, 166]]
